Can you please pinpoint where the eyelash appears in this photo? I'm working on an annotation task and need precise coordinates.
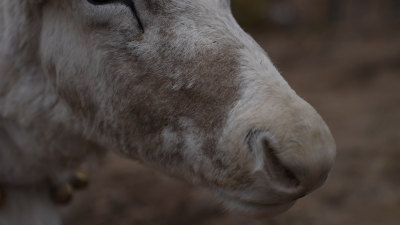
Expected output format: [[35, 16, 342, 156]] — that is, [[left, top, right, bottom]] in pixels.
[[87, 0, 144, 33]]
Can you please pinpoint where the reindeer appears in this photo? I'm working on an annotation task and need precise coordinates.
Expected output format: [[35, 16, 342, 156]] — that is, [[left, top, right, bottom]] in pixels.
[[0, 0, 336, 224]]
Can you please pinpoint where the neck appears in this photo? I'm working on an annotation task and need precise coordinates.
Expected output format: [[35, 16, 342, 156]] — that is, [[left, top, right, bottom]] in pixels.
[[0, 2, 104, 224], [0, 187, 61, 225], [1, 0, 43, 66]]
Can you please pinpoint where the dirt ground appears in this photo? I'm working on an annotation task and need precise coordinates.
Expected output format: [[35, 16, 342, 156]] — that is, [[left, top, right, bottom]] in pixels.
[[62, 26, 400, 225]]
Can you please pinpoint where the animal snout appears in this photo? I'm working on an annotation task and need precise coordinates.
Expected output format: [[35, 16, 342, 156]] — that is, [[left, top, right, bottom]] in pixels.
[[246, 128, 334, 201], [246, 130, 301, 189]]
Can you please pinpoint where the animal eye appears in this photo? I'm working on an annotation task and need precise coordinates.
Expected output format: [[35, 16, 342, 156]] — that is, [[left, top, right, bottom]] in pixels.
[[87, 0, 117, 6], [87, 0, 144, 32]]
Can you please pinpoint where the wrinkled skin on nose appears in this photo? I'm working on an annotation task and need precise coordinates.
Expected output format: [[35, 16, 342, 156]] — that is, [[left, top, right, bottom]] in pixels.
[[39, 0, 335, 218]]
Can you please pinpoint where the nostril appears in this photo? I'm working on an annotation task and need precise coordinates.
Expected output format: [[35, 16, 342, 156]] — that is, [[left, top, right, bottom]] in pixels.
[[246, 130, 300, 189], [262, 139, 301, 188], [298, 193, 306, 199]]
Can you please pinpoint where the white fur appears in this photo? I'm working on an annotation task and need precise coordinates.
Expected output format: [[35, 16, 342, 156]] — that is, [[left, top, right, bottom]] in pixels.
[[0, 0, 336, 223]]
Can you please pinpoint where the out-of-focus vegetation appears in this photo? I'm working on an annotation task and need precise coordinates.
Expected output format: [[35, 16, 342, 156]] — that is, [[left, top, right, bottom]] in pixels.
[[232, 0, 400, 32]]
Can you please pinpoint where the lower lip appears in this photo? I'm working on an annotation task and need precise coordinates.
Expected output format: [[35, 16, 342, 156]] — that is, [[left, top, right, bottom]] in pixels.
[[226, 198, 296, 218], [241, 199, 295, 209]]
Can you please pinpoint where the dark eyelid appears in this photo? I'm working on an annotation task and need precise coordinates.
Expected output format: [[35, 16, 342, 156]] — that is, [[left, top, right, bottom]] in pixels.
[[88, 0, 144, 33], [120, 0, 144, 33]]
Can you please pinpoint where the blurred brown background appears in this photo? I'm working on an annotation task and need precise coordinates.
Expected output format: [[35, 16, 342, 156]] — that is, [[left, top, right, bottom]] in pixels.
[[62, 1, 400, 225]]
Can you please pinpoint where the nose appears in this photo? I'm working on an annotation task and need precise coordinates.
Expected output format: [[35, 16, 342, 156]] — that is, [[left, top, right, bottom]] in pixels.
[[246, 129, 334, 199]]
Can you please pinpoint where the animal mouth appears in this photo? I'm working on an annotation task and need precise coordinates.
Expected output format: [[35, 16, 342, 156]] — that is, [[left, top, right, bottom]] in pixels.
[[229, 197, 295, 208], [220, 194, 296, 217]]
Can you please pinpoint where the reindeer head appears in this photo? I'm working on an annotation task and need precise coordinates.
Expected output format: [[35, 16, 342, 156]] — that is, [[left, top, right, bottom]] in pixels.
[[35, 0, 335, 217]]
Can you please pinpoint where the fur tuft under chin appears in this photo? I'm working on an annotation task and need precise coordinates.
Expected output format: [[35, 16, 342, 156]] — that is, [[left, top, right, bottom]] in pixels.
[[0, 188, 61, 225]]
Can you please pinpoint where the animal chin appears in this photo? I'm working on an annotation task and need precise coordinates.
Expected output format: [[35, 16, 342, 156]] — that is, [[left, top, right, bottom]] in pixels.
[[221, 196, 296, 218]]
